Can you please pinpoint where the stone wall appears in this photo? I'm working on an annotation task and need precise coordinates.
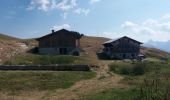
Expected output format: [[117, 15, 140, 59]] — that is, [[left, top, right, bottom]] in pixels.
[[39, 47, 80, 55], [109, 53, 138, 59], [0, 65, 90, 71]]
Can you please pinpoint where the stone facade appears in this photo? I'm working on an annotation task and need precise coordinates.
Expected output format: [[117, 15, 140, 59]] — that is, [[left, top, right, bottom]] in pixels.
[[39, 47, 80, 55]]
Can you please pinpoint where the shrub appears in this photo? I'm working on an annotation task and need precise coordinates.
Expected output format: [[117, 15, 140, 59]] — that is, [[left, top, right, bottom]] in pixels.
[[109, 61, 154, 76], [119, 67, 131, 75], [3, 61, 13, 65], [131, 64, 145, 75], [109, 62, 133, 75], [160, 57, 169, 61], [137, 71, 170, 100]]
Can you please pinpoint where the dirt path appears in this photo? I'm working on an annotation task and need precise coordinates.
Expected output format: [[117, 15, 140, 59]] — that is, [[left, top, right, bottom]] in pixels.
[[0, 55, 127, 100], [42, 60, 127, 100]]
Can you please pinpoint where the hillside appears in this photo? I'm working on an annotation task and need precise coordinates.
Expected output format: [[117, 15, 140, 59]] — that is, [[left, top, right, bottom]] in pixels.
[[80, 36, 109, 56], [0, 33, 19, 41], [80, 36, 170, 60], [0, 34, 36, 63], [0, 34, 170, 100], [141, 46, 170, 60], [0, 34, 170, 63]]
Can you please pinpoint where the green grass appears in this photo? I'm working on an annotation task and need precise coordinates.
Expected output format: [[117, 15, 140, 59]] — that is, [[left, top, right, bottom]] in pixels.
[[83, 78, 170, 100], [109, 61, 170, 85], [83, 60, 170, 100], [82, 88, 138, 100], [109, 61, 170, 76], [3, 54, 88, 65], [0, 71, 95, 94]]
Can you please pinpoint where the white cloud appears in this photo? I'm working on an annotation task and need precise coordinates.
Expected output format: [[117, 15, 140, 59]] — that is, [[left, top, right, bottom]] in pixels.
[[51, 0, 77, 11], [27, 0, 77, 12], [27, 0, 51, 11], [74, 8, 90, 15], [122, 21, 137, 28], [161, 14, 170, 20], [89, 0, 101, 4], [121, 15, 170, 42], [99, 32, 122, 38], [27, 0, 99, 17], [99, 14, 170, 42], [121, 21, 152, 34], [52, 24, 71, 31], [142, 19, 158, 26]]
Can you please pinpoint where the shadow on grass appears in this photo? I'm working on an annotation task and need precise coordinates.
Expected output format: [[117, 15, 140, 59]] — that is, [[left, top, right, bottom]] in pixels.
[[96, 52, 112, 60], [27, 47, 39, 54]]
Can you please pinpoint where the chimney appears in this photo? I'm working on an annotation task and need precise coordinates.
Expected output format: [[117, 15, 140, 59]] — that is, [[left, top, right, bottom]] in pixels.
[[52, 30, 55, 33]]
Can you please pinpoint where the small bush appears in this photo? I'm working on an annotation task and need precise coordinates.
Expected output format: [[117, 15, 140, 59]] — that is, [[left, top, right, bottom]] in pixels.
[[131, 65, 145, 75], [109, 61, 154, 76], [120, 67, 131, 75], [160, 57, 169, 61], [109, 62, 133, 75]]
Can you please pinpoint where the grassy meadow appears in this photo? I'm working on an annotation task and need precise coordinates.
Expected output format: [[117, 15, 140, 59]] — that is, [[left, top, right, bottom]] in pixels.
[[3, 54, 90, 65], [83, 60, 170, 100], [81, 88, 138, 100], [0, 71, 95, 94]]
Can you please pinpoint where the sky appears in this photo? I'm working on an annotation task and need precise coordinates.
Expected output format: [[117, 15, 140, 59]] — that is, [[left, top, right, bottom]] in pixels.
[[1, 0, 170, 42]]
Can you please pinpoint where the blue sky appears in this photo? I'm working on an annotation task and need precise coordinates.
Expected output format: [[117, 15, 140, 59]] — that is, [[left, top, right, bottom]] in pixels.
[[1, 0, 170, 42]]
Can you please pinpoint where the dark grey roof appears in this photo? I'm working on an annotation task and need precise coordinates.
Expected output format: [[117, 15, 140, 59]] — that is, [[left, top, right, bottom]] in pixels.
[[104, 36, 143, 44], [36, 29, 83, 41], [104, 37, 120, 44]]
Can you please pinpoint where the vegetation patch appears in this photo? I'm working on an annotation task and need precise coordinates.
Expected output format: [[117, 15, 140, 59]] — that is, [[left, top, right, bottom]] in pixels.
[[109, 61, 170, 76], [0, 71, 95, 94], [3, 54, 88, 65], [137, 76, 170, 100], [83, 71, 170, 100], [81, 88, 138, 100]]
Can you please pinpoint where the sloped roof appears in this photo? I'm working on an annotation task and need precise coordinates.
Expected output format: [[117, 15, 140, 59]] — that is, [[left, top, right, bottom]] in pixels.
[[104, 37, 121, 44], [36, 29, 83, 41], [103, 36, 143, 44]]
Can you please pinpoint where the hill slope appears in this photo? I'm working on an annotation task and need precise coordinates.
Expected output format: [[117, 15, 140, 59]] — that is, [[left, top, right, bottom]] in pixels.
[[80, 36, 170, 60], [0, 34, 33, 63], [0, 34, 170, 63], [141, 46, 170, 60], [0, 33, 19, 41]]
